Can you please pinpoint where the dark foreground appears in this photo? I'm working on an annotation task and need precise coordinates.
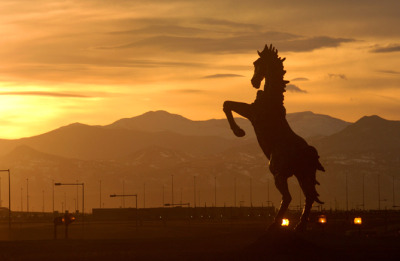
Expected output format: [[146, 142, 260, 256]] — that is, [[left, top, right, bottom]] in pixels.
[[0, 220, 399, 261]]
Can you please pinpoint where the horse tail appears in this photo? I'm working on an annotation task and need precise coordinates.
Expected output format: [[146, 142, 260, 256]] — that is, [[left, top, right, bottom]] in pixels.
[[302, 146, 325, 204], [307, 145, 325, 172], [317, 159, 325, 172]]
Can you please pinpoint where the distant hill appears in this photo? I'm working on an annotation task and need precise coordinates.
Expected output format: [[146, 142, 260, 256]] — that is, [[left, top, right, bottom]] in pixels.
[[286, 111, 350, 138], [316, 115, 400, 155], [0, 123, 245, 160], [106, 110, 350, 139], [105, 110, 253, 139], [0, 110, 349, 159]]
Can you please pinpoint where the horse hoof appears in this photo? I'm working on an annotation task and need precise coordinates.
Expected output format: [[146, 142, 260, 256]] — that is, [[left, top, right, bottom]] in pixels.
[[233, 128, 245, 137]]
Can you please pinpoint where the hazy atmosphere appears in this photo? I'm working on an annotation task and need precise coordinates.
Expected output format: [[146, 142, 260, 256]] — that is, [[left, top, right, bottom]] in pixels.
[[1, 0, 399, 138], [0, 1, 399, 260]]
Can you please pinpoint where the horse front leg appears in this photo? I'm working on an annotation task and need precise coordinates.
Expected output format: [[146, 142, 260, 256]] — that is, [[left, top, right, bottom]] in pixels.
[[223, 101, 252, 137]]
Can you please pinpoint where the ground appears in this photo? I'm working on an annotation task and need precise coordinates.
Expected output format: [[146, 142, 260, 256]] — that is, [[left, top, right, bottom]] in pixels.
[[0, 219, 399, 260]]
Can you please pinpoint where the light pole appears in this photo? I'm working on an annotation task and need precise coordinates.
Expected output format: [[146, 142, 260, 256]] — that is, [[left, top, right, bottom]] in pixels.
[[20, 187, 23, 212], [267, 178, 270, 207], [0, 169, 11, 230], [393, 176, 397, 209], [64, 192, 67, 212], [76, 180, 79, 211], [250, 178, 253, 208], [214, 176, 217, 207], [52, 179, 55, 214], [99, 180, 102, 208], [171, 175, 174, 206], [42, 190, 45, 213], [193, 176, 196, 208], [26, 178, 29, 213], [345, 172, 349, 211], [234, 176, 237, 207], [122, 180, 125, 208], [378, 174, 381, 210], [362, 173, 365, 210], [110, 194, 138, 229]]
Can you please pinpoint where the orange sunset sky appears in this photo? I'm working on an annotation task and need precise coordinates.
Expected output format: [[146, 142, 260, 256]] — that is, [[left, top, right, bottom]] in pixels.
[[1, 0, 399, 139]]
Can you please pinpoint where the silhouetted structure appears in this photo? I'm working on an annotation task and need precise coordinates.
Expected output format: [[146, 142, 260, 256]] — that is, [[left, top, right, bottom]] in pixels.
[[223, 44, 325, 231], [53, 211, 75, 239]]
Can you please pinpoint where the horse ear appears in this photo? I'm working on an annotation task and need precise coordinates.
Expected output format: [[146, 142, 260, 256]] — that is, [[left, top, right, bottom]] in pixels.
[[257, 51, 261, 56]]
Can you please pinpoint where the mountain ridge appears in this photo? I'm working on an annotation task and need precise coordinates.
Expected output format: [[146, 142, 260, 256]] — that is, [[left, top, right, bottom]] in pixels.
[[105, 110, 351, 139], [0, 110, 394, 162]]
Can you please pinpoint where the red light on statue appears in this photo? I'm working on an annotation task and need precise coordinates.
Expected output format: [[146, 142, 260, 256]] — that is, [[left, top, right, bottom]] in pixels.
[[354, 217, 362, 225], [281, 218, 289, 227], [318, 215, 327, 224]]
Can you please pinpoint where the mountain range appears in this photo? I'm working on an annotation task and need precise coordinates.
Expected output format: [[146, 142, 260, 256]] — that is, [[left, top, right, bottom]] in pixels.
[[0, 110, 398, 213], [0, 110, 350, 160]]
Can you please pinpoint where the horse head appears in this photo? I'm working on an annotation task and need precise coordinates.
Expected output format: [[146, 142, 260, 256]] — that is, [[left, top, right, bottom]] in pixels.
[[251, 44, 286, 89], [251, 56, 266, 89]]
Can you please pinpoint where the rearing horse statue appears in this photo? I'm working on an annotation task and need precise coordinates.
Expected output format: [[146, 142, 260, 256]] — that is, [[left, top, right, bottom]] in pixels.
[[223, 44, 325, 231]]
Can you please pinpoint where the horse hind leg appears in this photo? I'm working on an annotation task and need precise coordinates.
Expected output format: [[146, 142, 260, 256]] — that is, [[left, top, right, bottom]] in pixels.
[[268, 174, 292, 231], [295, 171, 323, 232]]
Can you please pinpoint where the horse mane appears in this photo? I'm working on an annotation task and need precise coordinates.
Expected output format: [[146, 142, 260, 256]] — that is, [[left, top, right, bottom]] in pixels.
[[258, 44, 290, 109]]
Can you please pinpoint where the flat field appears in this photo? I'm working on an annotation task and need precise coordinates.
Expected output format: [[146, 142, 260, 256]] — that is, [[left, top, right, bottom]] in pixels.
[[0, 219, 399, 261]]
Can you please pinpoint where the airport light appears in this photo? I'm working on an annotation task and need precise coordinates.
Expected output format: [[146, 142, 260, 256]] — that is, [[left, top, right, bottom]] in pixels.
[[281, 218, 289, 227], [318, 215, 327, 224], [354, 217, 362, 225], [0, 169, 11, 230]]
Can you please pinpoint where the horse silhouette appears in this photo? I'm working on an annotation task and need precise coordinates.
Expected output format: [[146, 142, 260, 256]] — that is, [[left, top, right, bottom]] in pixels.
[[223, 44, 325, 231]]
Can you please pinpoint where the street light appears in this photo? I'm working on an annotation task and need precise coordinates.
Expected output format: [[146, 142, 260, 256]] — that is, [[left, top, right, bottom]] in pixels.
[[0, 169, 11, 230], [110, 194, 138, 229]]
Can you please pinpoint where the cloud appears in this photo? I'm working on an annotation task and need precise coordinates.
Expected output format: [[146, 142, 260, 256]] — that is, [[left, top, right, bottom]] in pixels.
[[376, 70, 400, 75], [374, 94, 400, 103], [167, 89, 207, 94], [276, 36, 355, 52], [96, 32, 354, 54], [291, 77, 309, 81], [0, 91, 92, 98], [328, 74, 347, 80], [112, 60, 205, 68], [196, 18, 262, 31], [286, 84, 307, 93], [371, 44, 400, 53], [203, 74, 244, 79], [109, 25, 208, 37]]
